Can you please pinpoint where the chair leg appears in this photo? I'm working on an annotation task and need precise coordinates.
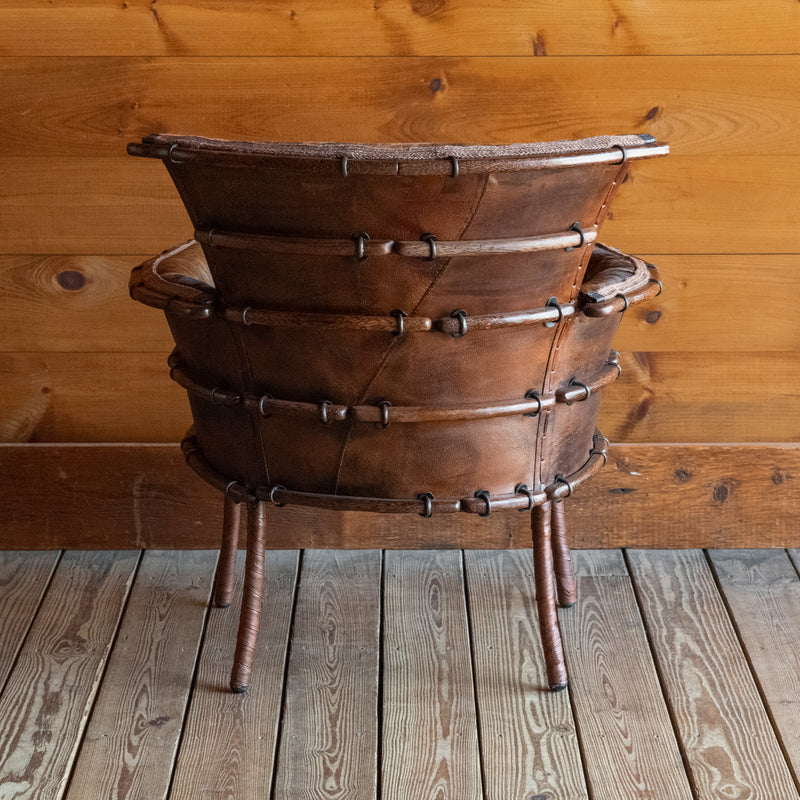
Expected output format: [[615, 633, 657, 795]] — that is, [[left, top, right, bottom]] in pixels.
[[533, 500, 568, 691], [550, 499, 577, 608], [213, 494, 241, 608], [230, 500, 266, 694]]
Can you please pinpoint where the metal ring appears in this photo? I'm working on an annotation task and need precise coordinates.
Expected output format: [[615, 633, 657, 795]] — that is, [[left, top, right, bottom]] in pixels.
[[566, 377, 590, 405], [652, 278, 663, 297], [353, 232, 370, 262], [589, 447, 609, 466], [544, 297, 564, 328], [450, 309, 468, 338], [258, 394, 273, 417], [553, 474, 573, 498], [168, 143, 181, 164], [319, 400, 332, 424], [564, 221, 585, 252], [523, 389, 543, 417], [421, 233, 438, 260], [417, 492, 434, 518], [377, 400, 391, 429], [615, 293, 630, 312], [474, 490, 492, 516], [269, 484, 286, 507], [514, 483, 534, 512], [612, 144, 628, 164], [391, 309, 408, 336], [207, 228, 216, 247], [241, 306, 254, 326], [448, 155, 460, 178], [210, 386, 226, 406], [341, 155, 349, 177], [224, 480, 239, 497]]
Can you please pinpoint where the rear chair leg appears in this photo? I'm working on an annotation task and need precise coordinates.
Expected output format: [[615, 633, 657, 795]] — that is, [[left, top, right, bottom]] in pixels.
[[230, 500, 267, 694], [213, 494, 241, 608], [533, 500, 568, 691], [550, 499, 577, 608]]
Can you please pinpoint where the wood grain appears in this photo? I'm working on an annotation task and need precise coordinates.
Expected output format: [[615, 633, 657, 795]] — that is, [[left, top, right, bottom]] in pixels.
[[2, 57, 798, 158], [1, 253, 796, 355], [563, 549, 694, 800], [0, 255, 172, 354], [627, 549, 798, 798], [2, 1, 798, 56], [0, 552, 59, 690], [382, 550, 482, 800], [3, 156, 797, 256], [708, 549, 800, 785], [64, 550, 216, 800], [1, 443, 799, 550], [0, 550, 139, 800], [464, 549, 588, 800], [169, 549, 299, 800], [274, 550, 381, 800]]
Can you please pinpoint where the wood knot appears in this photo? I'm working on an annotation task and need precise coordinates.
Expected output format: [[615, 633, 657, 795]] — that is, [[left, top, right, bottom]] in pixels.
[[674, 468, 692, 483], [429, 78, 443, 94], [645, 309, 661, 325], [56, 269, 87, 291], [712, 482, 731, 503]]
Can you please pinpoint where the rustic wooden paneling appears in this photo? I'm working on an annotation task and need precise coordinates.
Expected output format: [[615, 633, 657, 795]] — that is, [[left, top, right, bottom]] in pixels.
[[1, 443, 798, 550], [562, 550, 694, 800], [2, 349, 797, 443], [3, 57, 798, 158], [4, 156, 796, 256], [627, 549, 798, 798], [2, 1, 798, 57], [2, 253, 796, 355]]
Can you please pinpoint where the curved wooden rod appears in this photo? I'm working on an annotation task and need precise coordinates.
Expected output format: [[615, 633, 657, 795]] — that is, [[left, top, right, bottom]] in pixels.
[[180, 429, 609, 515], [194, 226, 597, 259], [168, 354, 620, 424]]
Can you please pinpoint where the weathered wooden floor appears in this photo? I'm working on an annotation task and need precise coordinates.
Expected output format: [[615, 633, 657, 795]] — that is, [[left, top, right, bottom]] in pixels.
[[0, 548, 799, 800]]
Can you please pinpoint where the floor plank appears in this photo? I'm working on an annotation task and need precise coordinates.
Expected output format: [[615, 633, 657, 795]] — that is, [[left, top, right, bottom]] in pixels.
[[465, 549, 589, 800], [708, 549, 800, 790], [382, 550, 482, 800], [274, 550, 381, 800], [64, 550, 217, 800], [627, 549, 798, 799], [0, 550, 139, 800], [562, 549, 694, 800], [169, 549, 299, 800], [0, 551, 60, 691]]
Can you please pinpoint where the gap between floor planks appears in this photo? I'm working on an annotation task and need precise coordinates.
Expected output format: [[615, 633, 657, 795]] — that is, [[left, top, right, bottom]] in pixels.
[[0, 549, 798, 800]]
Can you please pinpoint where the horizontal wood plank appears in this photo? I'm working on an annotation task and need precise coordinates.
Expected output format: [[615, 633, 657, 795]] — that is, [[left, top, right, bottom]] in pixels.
[[2, 349, 798, 443], [563, 549, 693, 800], [0, 551, 139, 800], [464, 549, 588, 800], [3, 156, 797, 255], [2, 253, 797, 355], [65, 550, 217, 800], [708, 549, 800, 784], [2, 57, 798, 158], [1, 443, 798, 550], [1, 1, 798, 56], [626, 549, 798, 798], [169, 550, 299, 800]]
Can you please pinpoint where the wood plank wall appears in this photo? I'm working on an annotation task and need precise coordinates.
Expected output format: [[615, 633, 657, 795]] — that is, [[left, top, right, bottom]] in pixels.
[[1, 4, 798, 452]]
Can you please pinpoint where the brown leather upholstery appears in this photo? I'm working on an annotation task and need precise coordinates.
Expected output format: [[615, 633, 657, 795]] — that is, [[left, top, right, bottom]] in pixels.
[[129, 135, 667, 515]]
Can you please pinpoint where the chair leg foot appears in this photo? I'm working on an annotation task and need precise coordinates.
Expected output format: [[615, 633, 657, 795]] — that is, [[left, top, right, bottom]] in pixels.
[[551, 499, 577, 608], [230, 500, 266, 694], [213, 494, 241, 609], [533, 500, 569, 691]]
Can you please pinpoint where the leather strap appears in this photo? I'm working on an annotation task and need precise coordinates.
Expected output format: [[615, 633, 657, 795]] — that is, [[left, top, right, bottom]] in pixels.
[[181, 429, 609, 514]]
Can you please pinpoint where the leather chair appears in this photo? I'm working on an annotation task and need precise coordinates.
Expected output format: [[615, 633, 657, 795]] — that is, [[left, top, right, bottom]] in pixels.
[[128, 134, 668, 692]]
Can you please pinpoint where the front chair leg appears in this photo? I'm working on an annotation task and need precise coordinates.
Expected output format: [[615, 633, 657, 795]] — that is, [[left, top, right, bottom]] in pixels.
[[230, 499, 266, 694], [533, 500, 568, 691], [213, 494, 241, 608], [550, 499, 577, 608]]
